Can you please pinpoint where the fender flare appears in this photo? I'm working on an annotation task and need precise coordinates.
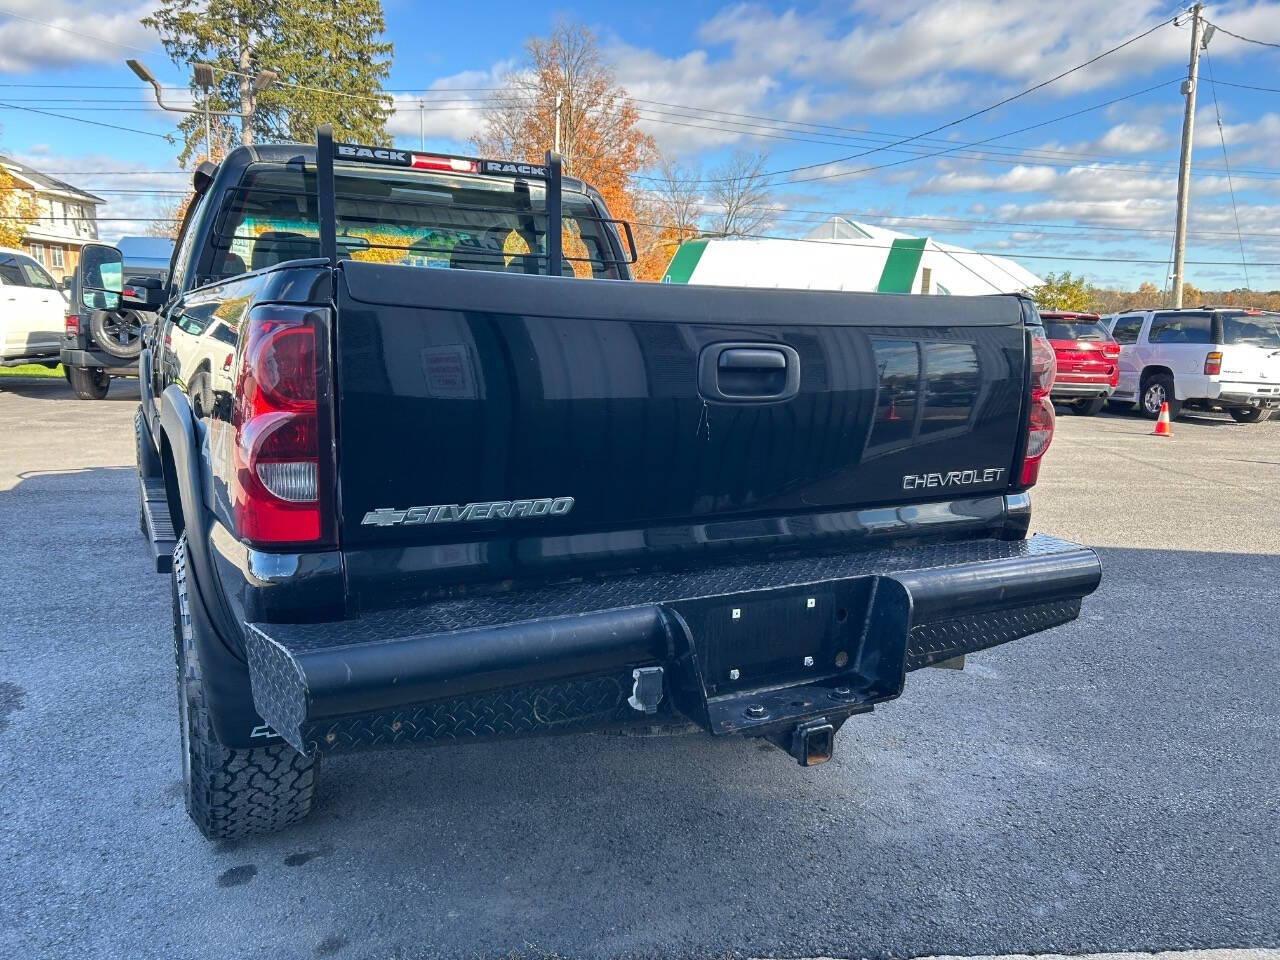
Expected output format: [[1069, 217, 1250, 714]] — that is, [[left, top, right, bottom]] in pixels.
[[160, 384, 271, 748]]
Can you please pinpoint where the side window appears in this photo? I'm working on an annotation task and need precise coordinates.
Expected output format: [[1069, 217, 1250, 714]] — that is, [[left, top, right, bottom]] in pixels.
[[1111, 316, 1143, 345], [169, 189, 213, 294], [0, 254, 25, 286], [1150, 313, 1211, 345], [16, 255, 56, 289]]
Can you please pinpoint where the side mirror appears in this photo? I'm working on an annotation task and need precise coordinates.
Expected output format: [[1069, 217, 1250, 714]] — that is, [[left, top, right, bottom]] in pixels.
[[61, 275, 73, 291], [122, 275, 167, 310], [76, 243, 123, 312]]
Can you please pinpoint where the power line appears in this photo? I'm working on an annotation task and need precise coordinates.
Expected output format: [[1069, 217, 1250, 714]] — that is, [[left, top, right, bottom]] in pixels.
[[0, 100, 175, 142], [0, 6, 161, 55], [1211, 79, 1280, 94], [625, 220, 1280, 266], [655, 14, 1179, 185], [1204, 21, 1280, 50], [1204, 54, 1250, 289], [13, 184, 1278, 243], [771, 79, 1191, 187]]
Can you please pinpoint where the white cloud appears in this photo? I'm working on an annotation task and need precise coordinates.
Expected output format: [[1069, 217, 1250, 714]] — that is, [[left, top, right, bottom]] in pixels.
[[383, 63, 518, 150], [1096, 122, 1173, 153], [0, 2, 157, 73]]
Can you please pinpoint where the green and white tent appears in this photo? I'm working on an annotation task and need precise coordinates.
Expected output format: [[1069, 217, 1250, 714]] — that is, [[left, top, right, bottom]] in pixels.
[[661, 217, 1041, 296]]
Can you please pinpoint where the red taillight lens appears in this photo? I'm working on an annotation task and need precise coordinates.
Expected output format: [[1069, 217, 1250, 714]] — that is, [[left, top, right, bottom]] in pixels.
[[230, 306, 333, 547], [1204, 351, 1222, 376], [1021, 328, 1057, 487], [64, 313, 79, 336], [1103, 341, 1120, 359]]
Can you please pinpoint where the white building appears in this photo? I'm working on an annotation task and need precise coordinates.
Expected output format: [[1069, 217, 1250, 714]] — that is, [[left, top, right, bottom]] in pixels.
[[662, 216, 1041, 296], [1, 155, 104, 282]]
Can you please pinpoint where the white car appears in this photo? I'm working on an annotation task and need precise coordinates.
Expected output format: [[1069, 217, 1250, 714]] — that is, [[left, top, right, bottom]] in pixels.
[[1103, 308, 1280, 424], [0, 247, 67, 364]]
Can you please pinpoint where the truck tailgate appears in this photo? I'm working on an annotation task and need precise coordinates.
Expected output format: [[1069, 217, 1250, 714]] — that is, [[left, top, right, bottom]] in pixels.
[[332, 262, 1028, 591]]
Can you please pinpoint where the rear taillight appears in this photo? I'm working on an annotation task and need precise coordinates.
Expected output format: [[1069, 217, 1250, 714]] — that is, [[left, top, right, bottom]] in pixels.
[[1103, 341, 1120, 359], [64, 314, 79, 336], [230, 305, 334, 548], [1204, 351, 1222, 376], [1021, 327, 1057, 487]]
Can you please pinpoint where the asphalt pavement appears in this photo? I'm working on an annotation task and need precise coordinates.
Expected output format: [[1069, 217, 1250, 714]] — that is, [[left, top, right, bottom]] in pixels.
[[0, 375, 1276, 960]]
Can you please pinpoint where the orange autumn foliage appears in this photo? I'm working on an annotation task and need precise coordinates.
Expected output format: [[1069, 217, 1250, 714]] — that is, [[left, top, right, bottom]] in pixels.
[[471, 20, 677, 281]]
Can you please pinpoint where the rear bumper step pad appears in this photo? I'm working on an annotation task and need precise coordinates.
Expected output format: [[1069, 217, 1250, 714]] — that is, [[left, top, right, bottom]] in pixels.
[[246, 534, 1101, 753]]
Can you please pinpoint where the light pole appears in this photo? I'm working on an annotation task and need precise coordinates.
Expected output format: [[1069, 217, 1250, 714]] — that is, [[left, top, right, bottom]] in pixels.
[[127, 59, 277, 156], [419, 99, 425, 150], [192, 62, 215, 159]]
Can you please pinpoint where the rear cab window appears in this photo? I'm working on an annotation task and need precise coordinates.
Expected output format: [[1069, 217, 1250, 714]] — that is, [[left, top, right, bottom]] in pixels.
[[1220, 312, 1280, 348], [207, 164, 624, 283], [1045, 320, 1110, 342]]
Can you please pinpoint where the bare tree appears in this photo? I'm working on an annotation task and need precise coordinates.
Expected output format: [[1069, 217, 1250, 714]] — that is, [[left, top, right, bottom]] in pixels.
[[706, 150, 773, 237], [651, 154, 703, 241]]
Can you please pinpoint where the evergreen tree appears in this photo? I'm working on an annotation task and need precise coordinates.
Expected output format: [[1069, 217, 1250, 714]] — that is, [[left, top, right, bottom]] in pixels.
[[142, 0, 393, 166]]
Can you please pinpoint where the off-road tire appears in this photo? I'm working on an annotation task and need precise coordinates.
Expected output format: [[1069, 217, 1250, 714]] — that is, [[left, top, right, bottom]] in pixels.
[[1072, 397, 1107, 416], [1229, 407, 1265, 424], [171, 536, 318, 839], [67, 365, 109, 400], [89, 309, 143, 360], [1140, 373, 1181, 420]]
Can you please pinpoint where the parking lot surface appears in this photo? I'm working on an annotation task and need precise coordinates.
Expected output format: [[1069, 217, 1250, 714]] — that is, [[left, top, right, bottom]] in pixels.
[[1, 377, 1276, 960]]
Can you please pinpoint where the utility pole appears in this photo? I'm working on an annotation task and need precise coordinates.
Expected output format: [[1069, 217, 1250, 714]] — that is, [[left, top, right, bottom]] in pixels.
[[1171, 3, 1206, 308], [554, 91, 563, 154]]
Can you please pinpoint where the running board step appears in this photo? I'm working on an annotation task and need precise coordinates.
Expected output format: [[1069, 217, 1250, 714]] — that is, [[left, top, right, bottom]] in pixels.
[[139, 476, 177, 573]]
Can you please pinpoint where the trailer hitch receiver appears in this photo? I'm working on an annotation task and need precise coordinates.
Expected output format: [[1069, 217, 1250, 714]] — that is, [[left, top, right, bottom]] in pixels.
[[780, 718, 835, 766]]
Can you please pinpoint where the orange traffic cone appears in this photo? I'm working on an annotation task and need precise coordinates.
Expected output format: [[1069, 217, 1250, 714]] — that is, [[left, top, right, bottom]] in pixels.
[[886, 397, 899, 421], [1152, 402, 1172, 437]]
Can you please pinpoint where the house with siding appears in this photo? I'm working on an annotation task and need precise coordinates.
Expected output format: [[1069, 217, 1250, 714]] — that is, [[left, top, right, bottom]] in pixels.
[[1, 154, 104, 282]]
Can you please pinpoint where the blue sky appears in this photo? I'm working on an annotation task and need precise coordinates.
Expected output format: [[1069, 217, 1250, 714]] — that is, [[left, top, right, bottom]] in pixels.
[[1, 0, 1279, 290]]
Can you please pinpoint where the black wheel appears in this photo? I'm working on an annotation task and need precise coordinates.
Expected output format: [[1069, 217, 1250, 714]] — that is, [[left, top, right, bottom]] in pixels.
[[172, 536, 318, 840], [1072, 397, 1107, 416], [1229, 407, 1265, 424], [67, 365, 110, 400], [1139, 373, 1180, 420], [89, 309, 143, 360]]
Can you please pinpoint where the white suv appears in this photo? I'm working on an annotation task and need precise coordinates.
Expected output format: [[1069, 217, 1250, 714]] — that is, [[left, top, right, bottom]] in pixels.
[[1103, 308, 1280, 424]]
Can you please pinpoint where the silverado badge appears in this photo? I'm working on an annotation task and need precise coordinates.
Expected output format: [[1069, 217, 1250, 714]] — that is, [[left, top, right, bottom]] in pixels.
[[362, 497, 575, 527]]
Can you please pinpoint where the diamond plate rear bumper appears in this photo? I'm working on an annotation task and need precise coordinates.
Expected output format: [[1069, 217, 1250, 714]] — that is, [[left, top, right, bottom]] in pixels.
[[245, 534, 1101, 753]]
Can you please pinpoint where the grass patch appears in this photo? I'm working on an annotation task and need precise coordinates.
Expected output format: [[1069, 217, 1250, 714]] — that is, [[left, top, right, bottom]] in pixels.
[[0, 363, 62, 378]]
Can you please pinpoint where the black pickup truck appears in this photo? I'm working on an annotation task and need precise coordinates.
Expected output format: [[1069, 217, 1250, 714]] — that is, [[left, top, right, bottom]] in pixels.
[[83, 128, 1100, 840]]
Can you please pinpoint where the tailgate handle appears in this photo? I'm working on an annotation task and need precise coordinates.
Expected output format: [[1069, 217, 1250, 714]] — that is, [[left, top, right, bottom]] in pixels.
[[699, 341, 800, 403], [720, 348, 786, 370]]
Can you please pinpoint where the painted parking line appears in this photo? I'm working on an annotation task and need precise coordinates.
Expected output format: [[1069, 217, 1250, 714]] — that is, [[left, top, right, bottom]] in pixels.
[[767, 952, 1280, 960]]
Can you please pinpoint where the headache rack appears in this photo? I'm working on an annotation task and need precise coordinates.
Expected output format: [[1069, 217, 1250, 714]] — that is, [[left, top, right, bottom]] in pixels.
[[312, 124, 634, 278]]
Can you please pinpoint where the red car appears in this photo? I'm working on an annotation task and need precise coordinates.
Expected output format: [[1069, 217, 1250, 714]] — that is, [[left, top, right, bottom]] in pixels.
[[1041, 311, 1120, 416]]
